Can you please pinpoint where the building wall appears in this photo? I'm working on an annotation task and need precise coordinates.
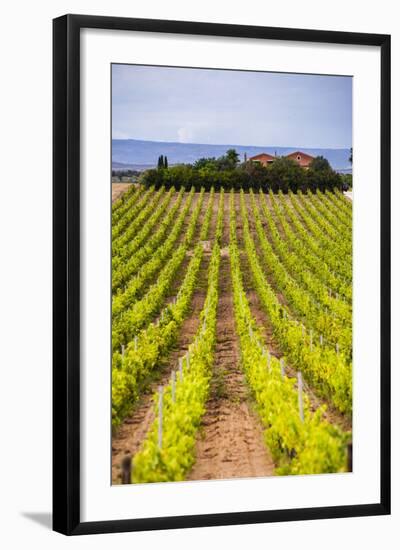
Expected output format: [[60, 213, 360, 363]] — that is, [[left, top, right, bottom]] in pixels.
[[249, 154, 276, 166], [286, 152, 314, 168]]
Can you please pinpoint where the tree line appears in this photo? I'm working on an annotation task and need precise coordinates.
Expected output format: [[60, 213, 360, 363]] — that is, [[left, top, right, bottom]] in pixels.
[[112, 169, 141, 178], [141, 149, 347, 193]]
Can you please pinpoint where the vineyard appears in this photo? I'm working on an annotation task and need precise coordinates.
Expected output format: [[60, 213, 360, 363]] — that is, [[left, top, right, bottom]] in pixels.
[[111, 185, 352, 483]]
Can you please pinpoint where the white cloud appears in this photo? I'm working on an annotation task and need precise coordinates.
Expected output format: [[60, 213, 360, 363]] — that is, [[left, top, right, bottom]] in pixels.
[[177, 127, 193, 143], [112, 130, 132, 139]]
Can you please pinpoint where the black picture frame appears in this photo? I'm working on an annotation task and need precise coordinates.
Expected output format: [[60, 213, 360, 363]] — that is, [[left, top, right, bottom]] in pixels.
[[53, 14, 391, 536]]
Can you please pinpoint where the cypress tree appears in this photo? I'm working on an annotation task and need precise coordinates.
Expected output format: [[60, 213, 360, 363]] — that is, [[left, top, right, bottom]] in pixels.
[[164, 156, 168, 169], [158, 155, 165, 170]]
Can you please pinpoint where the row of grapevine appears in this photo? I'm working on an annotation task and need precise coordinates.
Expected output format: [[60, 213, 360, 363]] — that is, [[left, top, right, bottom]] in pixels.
[[284, 192, 352, 282], [113, 186, 166, 250], [289, 193, 352, 280], [257, 191, 351, 313], [315, 190, 352, 231], [245, 192, 352, 357], [112, 187, 190, 295], [112, 188, 209, 352], [199, 188, 215, 241], [112, 190, 218, 427], [257, 191, 351, 317], [304, 191, 353, 246], [230, 200, 349, 473], [270, 192, 352, 303], [237, 191, 352, 414], [214, 188, 224, 244], [112, 245, 204, 428], [112, 184, 139, 221], [112, 185, 156, 243], [331, 188, 353, 212], [132, 241, 221, 482], [112, 186, 176, 268]]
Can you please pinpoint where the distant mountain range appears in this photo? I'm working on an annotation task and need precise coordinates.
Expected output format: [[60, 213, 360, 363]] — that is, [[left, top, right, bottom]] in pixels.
[[112, 139, 352, 173]]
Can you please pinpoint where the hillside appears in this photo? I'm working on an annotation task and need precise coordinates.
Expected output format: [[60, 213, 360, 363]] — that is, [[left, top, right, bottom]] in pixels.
[[112, 139, 352, 172]]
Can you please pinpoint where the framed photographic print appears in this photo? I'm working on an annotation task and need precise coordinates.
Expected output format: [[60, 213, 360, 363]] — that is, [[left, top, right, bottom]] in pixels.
[[53, 14, 391, 535]]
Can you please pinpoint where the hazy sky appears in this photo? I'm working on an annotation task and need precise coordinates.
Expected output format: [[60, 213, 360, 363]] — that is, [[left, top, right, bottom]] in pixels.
[[112, 64, 352, 149]]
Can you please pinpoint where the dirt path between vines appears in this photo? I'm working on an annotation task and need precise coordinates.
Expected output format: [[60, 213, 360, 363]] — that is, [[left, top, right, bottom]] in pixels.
[[188, 193, 274, 481]]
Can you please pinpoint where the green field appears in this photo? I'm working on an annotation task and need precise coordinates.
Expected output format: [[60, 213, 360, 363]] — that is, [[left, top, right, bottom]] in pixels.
[[111, 186, 352, 483]]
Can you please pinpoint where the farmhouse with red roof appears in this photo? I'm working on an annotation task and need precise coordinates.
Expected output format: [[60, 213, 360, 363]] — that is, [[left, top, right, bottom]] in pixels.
[[249, 150, 315, 169]]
